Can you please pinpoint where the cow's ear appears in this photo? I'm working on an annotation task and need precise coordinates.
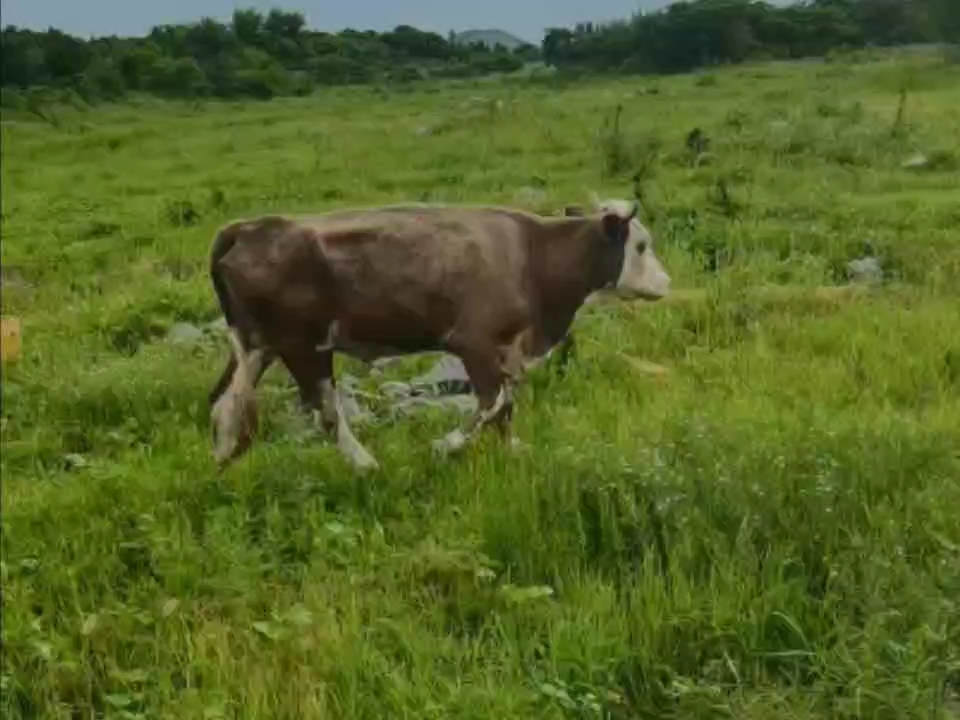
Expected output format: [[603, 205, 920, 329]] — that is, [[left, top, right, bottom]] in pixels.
[[563, 205, 585, 217], [601, 212, 629, 244]]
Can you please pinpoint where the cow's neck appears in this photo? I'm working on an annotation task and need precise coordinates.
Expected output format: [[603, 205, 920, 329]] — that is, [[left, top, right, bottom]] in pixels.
[[530, 221, 606, 347]]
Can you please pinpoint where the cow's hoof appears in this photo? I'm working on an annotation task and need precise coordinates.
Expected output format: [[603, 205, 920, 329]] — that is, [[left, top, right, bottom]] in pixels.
[[344, 450, 379, 472], [432, 429, 467, 458], [338, 438, 380, 471], [353, 455, 380, 472]]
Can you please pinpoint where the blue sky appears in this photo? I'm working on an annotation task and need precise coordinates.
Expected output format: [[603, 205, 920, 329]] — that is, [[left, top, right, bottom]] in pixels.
[[0, 0, 682, 45]]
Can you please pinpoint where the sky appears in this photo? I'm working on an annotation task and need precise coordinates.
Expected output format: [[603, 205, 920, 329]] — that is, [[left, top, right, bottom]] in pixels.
[[0, 0, 680, 45]]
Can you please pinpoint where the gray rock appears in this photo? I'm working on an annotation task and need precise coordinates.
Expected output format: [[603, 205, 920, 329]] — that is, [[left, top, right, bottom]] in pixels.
[[338, 388, 373, 424], [204, 317, 227, 335], [902, 153, 929, 169], [769, 120, 790, 133], [411, 355, 472, 395], [380, 381, 412, 399], [0, 265, 33, 290], [847, 256, 883, 284], [166, 322, 205, 345], [63, 453, 88, 470], [693, 151, 717, 167], [369, 356, 405, 376], [513, 186, 548, 206], [391, 395, 477, 418]]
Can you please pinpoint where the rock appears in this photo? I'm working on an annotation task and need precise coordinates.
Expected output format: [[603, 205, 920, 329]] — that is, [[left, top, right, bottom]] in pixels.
[[369, 356, 405, 376], [380, 381, 412, 399], [437, 395, 478, 414], [513, 186, 548, 206], [392, 395, 477, 418], [901, 153, 929, 170], [411, 355, 472, 395], [338, 388, 373, 424], [204, 317, 227, 335], [166, 322, 204, 346], [693, 152, 717, 167], [623, 356, 671, 378], [0, 265, 33, 290], [847, 256, 883, 284], [63, 453, 88, 471]]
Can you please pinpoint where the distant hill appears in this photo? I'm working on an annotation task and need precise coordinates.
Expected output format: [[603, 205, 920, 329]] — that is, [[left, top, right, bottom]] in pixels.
[[453, 29, 530, 50]]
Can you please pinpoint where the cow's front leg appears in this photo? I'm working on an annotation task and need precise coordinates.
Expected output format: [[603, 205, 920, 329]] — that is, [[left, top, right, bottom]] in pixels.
[[283, 345, 379, 471], [318, 371, 379, 471]]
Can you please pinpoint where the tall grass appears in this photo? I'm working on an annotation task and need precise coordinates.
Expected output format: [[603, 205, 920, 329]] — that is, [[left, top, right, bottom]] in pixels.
[[2, 53, 960, 718]]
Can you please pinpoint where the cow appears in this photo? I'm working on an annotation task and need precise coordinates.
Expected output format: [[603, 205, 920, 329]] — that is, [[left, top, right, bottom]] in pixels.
[[207, 194, 670, 470], [207, 203, 590, 398]]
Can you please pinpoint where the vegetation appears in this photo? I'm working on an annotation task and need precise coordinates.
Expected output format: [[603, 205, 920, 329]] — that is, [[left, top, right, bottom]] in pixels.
[[0, 8, 536, 105], [544, 0, 960, 74], [453, 29, 531, 52], [2, 44, 960, 719], [2, 0, 959, 106]]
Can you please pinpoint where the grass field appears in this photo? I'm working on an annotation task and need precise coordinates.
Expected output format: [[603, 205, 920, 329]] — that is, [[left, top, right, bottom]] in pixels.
[[2, 51, 960, 718]]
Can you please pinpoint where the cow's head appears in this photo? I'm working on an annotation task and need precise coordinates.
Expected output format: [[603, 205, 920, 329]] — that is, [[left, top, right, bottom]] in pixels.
[[565, 196, 671, 302]]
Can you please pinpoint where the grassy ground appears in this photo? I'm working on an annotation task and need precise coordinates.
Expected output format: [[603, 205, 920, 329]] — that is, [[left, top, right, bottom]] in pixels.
[[2, 51, 960, 718]]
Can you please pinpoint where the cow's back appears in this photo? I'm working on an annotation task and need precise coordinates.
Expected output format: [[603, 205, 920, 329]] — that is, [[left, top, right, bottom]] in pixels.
[[305, 206, 536, 312]]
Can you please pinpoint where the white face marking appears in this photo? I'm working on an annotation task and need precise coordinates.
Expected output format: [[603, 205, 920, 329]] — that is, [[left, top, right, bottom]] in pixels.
[[616, 219, 671, 301], [594, 198, 671, 302]]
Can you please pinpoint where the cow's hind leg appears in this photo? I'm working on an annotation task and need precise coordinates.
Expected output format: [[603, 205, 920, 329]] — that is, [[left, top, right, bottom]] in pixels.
[[210, 328, 270, 467], [209, 349, 276, 408], [281, 345, 379, 471]]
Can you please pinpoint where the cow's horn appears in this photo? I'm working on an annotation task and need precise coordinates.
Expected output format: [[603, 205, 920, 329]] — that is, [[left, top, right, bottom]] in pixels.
[[627, 200, 639, 220]]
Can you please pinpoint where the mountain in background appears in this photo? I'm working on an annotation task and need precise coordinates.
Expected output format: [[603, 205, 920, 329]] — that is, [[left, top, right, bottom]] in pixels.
[[453, 29, 531, 50]]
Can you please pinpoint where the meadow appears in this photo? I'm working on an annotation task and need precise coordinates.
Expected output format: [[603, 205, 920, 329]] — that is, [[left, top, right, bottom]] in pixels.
[[2, 50, 960, 718]]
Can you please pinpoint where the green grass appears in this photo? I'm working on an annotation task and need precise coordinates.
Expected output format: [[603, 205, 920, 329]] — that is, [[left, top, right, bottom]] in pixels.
[[3, 52, 960, 718]]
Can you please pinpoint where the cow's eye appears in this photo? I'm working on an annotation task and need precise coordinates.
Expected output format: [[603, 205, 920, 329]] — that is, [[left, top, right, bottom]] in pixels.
[[636, 241, 647, 254]]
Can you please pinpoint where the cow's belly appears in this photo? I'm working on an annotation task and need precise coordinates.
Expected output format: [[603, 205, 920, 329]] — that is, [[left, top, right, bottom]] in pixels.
[[325, 314, 446, 363], [334, 338, 441, 363]]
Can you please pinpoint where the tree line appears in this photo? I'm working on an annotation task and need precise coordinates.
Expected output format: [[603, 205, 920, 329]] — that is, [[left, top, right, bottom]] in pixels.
[[0, 9, 538, 104], [544, 0, 958, 74], [1, 0, 956, 106]]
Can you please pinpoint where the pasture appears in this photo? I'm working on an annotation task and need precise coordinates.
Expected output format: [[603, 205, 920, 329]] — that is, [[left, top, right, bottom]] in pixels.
[[2, 51, 960, 718]]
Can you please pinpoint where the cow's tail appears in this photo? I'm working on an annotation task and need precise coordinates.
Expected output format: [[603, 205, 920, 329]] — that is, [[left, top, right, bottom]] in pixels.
[[226, 326, 255, 416], [209, 223, 240, 327], [207, 224, 243, 407], [208, 222, 261, 467]]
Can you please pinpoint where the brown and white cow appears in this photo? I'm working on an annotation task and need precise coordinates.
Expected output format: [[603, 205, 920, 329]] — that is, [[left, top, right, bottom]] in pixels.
[[207, 194, 670, 470]]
